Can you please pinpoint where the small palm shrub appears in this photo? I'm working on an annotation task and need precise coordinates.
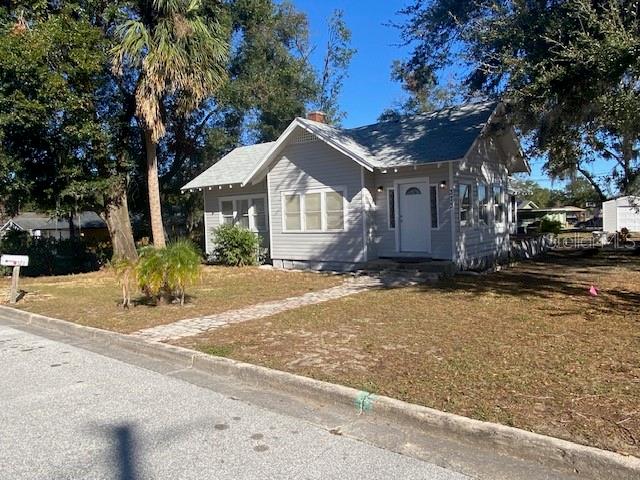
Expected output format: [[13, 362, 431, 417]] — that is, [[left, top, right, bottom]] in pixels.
[[212, 224, 260, 266], [163, 239, 202, 305], [135, 240, 202, 305]]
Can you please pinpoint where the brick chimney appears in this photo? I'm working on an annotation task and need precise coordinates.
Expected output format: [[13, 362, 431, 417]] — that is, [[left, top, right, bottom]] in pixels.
[[306, 111, 327, 123]]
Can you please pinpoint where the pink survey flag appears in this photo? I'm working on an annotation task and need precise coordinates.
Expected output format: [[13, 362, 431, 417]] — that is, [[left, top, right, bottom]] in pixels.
[[589, 285, 598, 296]]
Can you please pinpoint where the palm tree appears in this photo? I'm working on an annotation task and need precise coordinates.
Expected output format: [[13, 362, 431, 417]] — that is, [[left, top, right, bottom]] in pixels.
[[111, 0, 228, 247]]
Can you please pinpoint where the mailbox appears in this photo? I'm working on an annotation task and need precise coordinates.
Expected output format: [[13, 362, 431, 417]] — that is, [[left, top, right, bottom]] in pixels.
[[1, 255, 29, 267]]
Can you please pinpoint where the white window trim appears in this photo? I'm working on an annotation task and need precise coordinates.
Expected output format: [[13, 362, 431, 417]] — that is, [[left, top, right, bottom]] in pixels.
[[387, 187, 396, 230], [281, 186, 347, 233], [459, 182, 473, 228], [429, 184, 440, 230], [218, 194, 268, 233], [492, 184, 506, 226], [477, 181, 490, 227]]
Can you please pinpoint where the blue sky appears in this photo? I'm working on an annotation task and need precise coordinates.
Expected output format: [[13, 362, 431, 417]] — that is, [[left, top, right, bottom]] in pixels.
[[293, 0, 411, 128], [292, 1, 613, 191]]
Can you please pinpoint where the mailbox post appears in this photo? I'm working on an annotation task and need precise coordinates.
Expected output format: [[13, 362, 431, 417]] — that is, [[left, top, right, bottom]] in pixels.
[[1, 255, 29, 304]]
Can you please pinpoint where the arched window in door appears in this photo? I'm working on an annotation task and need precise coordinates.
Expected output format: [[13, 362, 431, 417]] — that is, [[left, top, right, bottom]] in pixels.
[[405, 187, 422, 195]]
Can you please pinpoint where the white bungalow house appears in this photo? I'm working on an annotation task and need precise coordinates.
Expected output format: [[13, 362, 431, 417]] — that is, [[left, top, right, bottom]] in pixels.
[[183, 101, 530, 271]]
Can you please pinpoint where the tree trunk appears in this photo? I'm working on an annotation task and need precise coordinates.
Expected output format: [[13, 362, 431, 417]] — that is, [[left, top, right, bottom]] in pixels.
[[68, 212, 76, 239], [103, 185, 138, 262], [144, 129, 166, 248]]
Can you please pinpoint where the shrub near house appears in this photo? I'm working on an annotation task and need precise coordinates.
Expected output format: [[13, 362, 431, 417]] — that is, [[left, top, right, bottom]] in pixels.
[[212, 224, 261, 267]]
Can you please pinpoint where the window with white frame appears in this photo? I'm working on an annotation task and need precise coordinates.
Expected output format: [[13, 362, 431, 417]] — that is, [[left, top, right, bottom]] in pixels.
[[304, 193, 322, 230], [284, 194, 302, 230], [219, 196, 268, 232], [283, 189, 345, 232], [430, 185, 439, 229], [325, 191, 345, 230], [493, 185, 505, 224], [251, 198, 267, 231], [477, 183, 489, 225], [459, 183, 471, 227], [221, 200, 234, 225]]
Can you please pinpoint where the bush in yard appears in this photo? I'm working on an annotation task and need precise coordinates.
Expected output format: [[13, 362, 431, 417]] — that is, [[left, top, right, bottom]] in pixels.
[[539, 218, 562, 235], [212, 224, 260, 266], [163, 239, 203, 305], [135, 240, 202, 305], [0, 229, 102, 276]]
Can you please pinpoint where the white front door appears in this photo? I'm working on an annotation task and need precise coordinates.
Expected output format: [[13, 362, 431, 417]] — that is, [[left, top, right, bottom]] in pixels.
[[398, 181, 431, 253]]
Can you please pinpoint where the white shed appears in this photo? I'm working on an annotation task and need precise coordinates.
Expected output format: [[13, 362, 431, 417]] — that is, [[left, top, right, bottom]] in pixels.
[[602, 196, 640, 232]]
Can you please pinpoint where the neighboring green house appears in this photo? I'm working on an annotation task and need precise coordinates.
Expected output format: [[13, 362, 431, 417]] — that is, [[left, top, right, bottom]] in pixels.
[[184, 101, 530, 270], [517, 202, 587, 230]]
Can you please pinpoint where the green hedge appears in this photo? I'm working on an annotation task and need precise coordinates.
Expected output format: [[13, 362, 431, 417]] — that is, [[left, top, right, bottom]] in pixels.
[[0, 230, 110, 276]]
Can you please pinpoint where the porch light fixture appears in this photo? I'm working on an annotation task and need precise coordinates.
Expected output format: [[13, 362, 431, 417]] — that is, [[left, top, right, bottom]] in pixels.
[[393, 168, 398, 173], [439, 180, 447, 189], [377, 186, 384, 193]]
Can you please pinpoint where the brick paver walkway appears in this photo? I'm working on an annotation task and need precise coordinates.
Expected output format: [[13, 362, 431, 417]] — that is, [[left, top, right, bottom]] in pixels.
[[131, 276, 382, 343]]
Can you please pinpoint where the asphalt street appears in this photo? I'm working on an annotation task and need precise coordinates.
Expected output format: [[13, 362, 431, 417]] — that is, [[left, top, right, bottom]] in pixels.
[[0, 325, 468, 479]]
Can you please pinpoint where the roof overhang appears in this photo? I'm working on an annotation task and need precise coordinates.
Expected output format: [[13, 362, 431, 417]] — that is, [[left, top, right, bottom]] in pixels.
[[469, 102, 530, 175], [242, 118, 375, 187]]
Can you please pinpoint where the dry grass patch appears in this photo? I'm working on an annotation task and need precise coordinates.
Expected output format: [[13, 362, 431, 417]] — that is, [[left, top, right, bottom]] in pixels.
[[1, 266, 342, 333], [177, 251, 640, 456]]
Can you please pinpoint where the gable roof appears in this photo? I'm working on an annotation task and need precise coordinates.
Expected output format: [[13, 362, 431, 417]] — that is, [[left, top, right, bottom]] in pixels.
[[517, 200, 540, 210], [182, 142, 276, 190], [4, 212, 106, 231], [183, 101, 528, 190]]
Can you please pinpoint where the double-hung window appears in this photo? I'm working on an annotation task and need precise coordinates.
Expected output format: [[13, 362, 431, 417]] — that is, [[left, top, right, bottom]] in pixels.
[[459, 183, 472, 227], [325, 191, 345, 230], [493, 185, 505, 224], [283, 189, 345, 232], [219, 196, 268, 232], [304, 193, 322, 230], [477, 183, 489, 225]]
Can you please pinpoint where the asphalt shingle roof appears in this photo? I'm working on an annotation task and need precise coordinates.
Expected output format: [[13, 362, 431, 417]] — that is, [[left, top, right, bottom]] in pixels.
[[182, 142, 276, 190], [183, 101, 499, 189], [346, 101, 497, 168], [8, 212, 106, 230]]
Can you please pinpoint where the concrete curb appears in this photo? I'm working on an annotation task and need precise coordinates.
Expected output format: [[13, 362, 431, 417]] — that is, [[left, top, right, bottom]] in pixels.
[[1, 304, 638, 479]]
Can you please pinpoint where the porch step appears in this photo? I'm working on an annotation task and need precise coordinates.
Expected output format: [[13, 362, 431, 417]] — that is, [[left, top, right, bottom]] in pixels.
[[357, 268, 445, 286], [364, 258, 456, 277]]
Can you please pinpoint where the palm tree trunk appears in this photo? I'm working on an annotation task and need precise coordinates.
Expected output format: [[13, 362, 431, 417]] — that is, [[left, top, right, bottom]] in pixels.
[[144, 128, 166, 248], [103, 182, 138, 262]]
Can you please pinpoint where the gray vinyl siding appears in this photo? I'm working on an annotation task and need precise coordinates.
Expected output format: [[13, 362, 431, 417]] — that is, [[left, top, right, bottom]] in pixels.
[[453, 135, 512, 268], [203, 181, 269, 254], [371, 164, 454, 260], [363, 168, 377, 261], [268, 134, 365, 264]]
